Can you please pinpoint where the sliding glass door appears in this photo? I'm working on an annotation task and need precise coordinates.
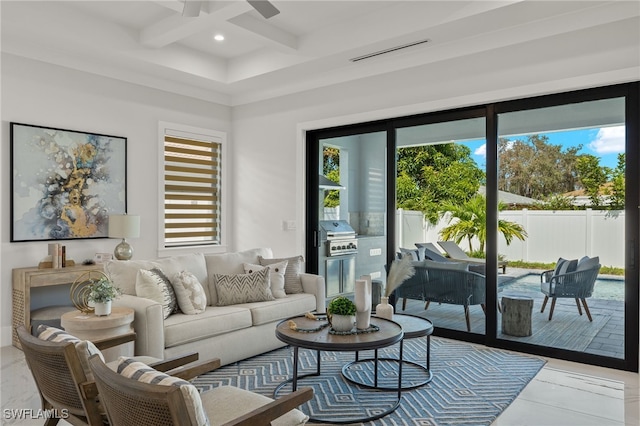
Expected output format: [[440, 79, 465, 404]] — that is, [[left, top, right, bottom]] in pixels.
[[395, 115, 489, 335], [305, 82, 639, 371], [496, 96, 629, 360]]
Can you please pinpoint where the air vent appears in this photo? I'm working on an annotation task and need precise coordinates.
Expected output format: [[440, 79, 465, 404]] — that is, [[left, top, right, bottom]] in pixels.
[[349, 38, 431, 62]]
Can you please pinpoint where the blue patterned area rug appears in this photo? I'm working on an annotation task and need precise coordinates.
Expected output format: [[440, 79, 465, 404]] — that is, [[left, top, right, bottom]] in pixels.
[[192, 337, 545, 425]]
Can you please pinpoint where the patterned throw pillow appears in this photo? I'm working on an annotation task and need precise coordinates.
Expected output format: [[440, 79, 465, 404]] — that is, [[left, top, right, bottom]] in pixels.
[[172, 271, 207, 315], [135, 268, 178, 319], [214, 268, 274, 306], [36, 325, 105, 381], [258, 255, 304, 294], [243, 261, 288, 298], [117, 357, 208, 426]]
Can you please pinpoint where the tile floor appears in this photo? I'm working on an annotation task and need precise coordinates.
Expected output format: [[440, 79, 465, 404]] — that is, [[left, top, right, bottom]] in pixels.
[[1, 343, 638, 425]]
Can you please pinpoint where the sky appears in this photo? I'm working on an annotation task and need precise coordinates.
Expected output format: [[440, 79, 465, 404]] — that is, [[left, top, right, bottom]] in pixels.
[[469, 125, 625, 170]]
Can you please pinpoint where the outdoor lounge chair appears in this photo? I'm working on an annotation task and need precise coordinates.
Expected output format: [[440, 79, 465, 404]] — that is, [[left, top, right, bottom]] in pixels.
[[437, 240, 507, 273], [416, 242, 485, 274], [540, 256, 601, 321]]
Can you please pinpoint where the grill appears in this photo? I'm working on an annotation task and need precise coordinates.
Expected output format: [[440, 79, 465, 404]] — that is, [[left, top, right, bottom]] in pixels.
[[319, 220, 358, 256]]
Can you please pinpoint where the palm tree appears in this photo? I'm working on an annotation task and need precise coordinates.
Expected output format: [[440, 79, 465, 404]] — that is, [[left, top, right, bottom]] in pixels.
[[439, 194, 527, 253]]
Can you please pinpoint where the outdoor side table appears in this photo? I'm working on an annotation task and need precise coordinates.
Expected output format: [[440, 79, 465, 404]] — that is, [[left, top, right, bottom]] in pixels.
[[501, 296, 533, 337]]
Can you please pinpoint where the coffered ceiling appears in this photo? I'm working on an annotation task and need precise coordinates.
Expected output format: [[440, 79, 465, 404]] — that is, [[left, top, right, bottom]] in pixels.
[[2, 1, 639, 106]]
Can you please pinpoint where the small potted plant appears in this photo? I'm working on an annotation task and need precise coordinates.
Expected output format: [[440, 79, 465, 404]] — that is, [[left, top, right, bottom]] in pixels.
[[327, 296, 357, 332], [87, 276, 122, 316]]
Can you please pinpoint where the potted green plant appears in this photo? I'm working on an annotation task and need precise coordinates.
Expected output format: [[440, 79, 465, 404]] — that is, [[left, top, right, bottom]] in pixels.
[[327, 296, 357, 332], [87, 276, 122, 316]]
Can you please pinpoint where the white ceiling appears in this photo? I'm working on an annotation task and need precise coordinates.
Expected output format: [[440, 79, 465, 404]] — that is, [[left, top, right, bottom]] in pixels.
[[2, 1, 639, 106]]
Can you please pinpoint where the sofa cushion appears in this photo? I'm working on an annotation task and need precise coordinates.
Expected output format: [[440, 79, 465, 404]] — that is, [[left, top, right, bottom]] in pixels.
[[244, 293, 317, 326], [36, 325, 105, 382], [158, 254, 209, 302], [172, 270, 207, 315], [104, 253, 207, 298], [163, 306, 253, 348], [205, 248, 273, 305], [214, 269, 274, 306], [259, 255, 304, 294], [105, 259, 160, 296], [117, 357, 207, 426], [135, 268, 178, 319], [243, 261, 287, 299]]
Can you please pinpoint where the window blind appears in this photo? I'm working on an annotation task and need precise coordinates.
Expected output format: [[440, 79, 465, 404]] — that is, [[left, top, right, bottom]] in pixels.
[[164, 135, 221, 247]]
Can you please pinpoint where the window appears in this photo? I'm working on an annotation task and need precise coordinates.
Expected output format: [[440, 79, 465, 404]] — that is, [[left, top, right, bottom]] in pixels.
[[159, 122, 226, 249]]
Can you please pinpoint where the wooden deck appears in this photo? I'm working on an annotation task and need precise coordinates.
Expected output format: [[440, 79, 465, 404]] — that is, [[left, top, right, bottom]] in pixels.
[[396, 268, 625, 359]]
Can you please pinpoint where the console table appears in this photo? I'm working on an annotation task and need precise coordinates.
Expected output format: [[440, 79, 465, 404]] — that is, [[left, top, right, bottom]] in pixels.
[[12, 264, 103, 348]]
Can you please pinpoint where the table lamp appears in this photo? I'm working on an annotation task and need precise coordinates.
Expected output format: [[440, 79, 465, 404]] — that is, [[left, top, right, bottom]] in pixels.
[[108, 214, 140, 261]]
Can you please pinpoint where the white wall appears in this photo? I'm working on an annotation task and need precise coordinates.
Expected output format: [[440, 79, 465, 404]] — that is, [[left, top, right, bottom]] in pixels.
[[0, 54, 231, 346]]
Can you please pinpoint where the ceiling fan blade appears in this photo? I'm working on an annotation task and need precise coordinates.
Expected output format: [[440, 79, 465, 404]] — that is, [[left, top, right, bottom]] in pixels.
[[247, 0, 280, 19], [182, 0, 202, 17]]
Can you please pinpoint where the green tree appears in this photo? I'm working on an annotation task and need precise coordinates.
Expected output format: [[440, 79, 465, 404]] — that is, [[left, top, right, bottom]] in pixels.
[[396, 143, 485, 223], [608, 153, 625, 210], [575, 154, 608, 208], [323, 147, 340, 208], [532, 194, 576, 211], [439, 195, 527, 252], [498, 135, 580, 200]]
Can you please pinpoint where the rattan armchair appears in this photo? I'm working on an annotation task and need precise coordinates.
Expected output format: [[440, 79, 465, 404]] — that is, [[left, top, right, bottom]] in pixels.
[[16, 325, 218, 426], [88, 354, 314, 426]]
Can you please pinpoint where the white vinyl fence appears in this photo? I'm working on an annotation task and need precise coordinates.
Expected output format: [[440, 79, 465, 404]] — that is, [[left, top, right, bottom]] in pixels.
[[396, 208, 625, 268]]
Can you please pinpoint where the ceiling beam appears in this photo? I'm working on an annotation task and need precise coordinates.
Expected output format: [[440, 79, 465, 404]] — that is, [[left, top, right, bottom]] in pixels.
[[228, 13, 298, 52], [140, 1, 253, 48]]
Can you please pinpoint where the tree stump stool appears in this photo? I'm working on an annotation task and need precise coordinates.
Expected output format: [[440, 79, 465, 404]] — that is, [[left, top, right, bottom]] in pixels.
[[501, 296, 533, 337]]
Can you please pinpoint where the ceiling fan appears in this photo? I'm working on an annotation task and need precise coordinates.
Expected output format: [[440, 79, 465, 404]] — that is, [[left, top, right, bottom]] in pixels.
[[182, 0, 280, 19]]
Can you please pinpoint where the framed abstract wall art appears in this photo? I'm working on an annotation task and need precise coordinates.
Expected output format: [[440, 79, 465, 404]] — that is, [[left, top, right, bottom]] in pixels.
[[10, 122, 127, 242]]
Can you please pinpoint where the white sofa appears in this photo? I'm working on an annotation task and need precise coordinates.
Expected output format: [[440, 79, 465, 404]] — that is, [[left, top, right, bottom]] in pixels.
[[104, 248, 326, 366]]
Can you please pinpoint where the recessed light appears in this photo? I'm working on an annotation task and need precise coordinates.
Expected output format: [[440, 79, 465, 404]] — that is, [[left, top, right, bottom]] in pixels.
[[214, 34, 225, 42]]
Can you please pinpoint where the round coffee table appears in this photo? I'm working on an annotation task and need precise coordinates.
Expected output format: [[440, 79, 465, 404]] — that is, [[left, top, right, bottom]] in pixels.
[[342, 313, 433, 390], [275, 315, 403, 424]]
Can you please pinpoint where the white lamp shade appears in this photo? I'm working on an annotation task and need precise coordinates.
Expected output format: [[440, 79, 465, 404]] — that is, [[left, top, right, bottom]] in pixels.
[[108, 214, 140, 239]]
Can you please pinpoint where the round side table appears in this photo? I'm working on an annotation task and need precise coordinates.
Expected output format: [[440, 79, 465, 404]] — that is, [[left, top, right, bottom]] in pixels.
[[61, 307, 134, 362]]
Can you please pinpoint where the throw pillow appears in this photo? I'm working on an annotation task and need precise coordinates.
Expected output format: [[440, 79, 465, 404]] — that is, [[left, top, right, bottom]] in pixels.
[[576, 256, 600, 272], [554, 257, 578, 276], [214, 268, 274, 306], [243, 261, 288, 299], [172, 270, 207, 315], [36, 325, 105, 381], [398, 248, 419, 261], [258, 255, 304, 294], [135, 268, 178, 319], [117, 357, 208, 426]]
